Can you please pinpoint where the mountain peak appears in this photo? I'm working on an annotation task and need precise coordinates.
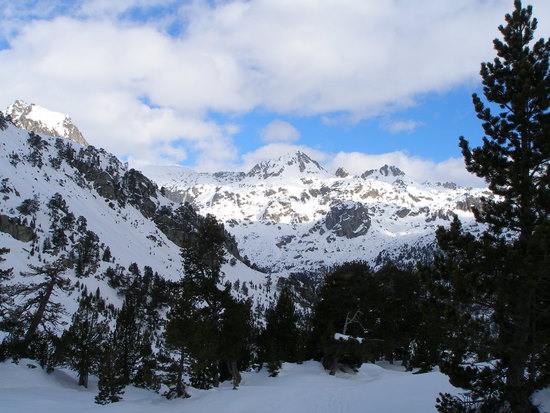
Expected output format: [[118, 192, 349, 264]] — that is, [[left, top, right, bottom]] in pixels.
[[5, 100, 89, 146], [361, 164, 405, 179], [335, 167, 350, 178], [247, 151, 327, 179]]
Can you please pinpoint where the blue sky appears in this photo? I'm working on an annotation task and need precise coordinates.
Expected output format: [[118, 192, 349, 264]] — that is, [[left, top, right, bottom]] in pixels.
[[230, 86, 483, 161], [1, 0, 548, 185]]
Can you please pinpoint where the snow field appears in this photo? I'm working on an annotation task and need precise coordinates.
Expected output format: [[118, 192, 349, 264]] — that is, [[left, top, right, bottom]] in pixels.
[[0, 359, 467, 413]]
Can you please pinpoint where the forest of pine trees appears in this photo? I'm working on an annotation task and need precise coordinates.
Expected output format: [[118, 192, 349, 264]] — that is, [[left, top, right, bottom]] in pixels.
[[0, 1, 548, 411]]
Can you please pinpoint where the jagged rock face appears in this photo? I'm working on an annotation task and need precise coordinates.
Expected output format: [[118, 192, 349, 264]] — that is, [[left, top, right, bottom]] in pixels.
[[325, 202, 371, 238], [247, 151, 326, 179], [0, 215, 35, 242], [335, 167, 349, 178], [142, 152, 489, 273], [6, 100, 89, 146], [362, 164, 404, 179], [0, 121, 273, 335]]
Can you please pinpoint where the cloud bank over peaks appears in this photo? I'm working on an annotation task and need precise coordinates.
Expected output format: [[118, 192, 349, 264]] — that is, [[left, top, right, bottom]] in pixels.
[[0, 0, 547, 185], [326, 151, 485, 187], [236, 144, 484, 188]]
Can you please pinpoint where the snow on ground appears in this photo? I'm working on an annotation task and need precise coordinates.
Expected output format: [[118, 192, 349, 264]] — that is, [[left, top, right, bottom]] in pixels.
[[0, 359, 470, 413]]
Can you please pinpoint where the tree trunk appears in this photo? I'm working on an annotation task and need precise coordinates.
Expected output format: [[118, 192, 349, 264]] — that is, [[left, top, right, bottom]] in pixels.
[[226, 360, 241, 389], [506, 299, 537, 413], [328, 355, 338, 376], [78, 369, 89, 388], [175, 349, 188, 398], [22, 278, 55, 352], [212, 360, 220, 387]]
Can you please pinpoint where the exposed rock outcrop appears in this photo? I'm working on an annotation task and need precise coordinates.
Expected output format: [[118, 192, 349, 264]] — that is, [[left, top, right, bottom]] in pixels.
[[6, 100, 89, 146], [325, 202, 371, 238], [0, 215, 35, 242]]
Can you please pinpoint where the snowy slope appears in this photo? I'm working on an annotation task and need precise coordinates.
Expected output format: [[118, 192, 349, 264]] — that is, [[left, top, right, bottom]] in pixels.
[[0, 122, 273, 327], [2, 359, 549, 413], [142, 153, 489, 273], [0, 359, 458, 413]]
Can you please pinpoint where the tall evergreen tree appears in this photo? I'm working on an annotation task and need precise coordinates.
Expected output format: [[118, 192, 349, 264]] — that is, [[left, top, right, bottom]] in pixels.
[[12, 258, 72, 356], [182, 213, 227, 285], [61, 292, 109, 388], [364, 263, 424, 368], [72, 228, 100, 278], [429, 2, 550, 412], [112, 296, 141, 385], [95, 346, 125, 405], [163, 284, 192, 399], [133, 331, 161, 392], [0, 247, 13, 326], [164, 214, 250, 394], [180, 214, 227, 389], [262, 286, 299, 376], [218, 288, 252, 388]]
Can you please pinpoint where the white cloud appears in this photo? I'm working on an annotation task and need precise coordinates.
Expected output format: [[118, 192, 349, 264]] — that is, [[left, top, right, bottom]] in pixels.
[[381, 119, 425, 134], [260, 120, 301, 143], [0, 0, 549, 168], [326, 151, 485, 187], [0, 17, 243, 166]]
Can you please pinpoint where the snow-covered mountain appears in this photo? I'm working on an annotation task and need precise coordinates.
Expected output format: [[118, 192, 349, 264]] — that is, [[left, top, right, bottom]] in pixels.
[[5, 100, 90, 146], [142, 152, 489, 273], [0, 118, 272, 330], [0, 97, 489, 280]]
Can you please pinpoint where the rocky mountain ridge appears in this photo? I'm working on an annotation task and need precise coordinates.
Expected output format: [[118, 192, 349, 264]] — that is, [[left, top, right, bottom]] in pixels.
[[5, 100, 89, 146], [142, 152, 489, 273], [0, 101, 489, 275], [0, 117, 273, 332]]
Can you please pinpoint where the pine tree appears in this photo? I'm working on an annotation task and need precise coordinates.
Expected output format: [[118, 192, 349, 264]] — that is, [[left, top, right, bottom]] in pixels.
[[218, 288, 252, 388], [133, 331, 160, 392], [262, 286, 299, 376], [112, 296, 141, 385], [95, 346, 125, 405], [61, 292, 109, 388], [430, 2, 550, 411], [180, 214, 227, 389], [365, 263, 424, 368], [163, 278, 193, 398], [0, 247, 13, 325], [182, 213, 227, 285], [163, 295, 191, 398], [72, 228, 100, 278], [101, 246, 112, 262], [12, 258, 72, 356]]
